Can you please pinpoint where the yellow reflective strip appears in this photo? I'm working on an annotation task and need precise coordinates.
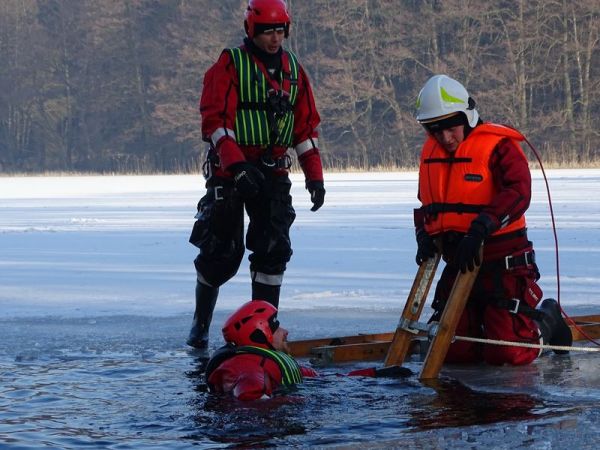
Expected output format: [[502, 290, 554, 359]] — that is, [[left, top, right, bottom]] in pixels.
[[282, 353, 302, 383], [253, 66, 259, 102], [258, 76, 269, 144], [232, 49, 244, 102], [240, 109, 249, 144], [253, 347, 294, 384], [275, 352, 297, 384], [287, 51, 299, 105], [245, 346, 300, 385], [256, 109, 264, 143], [285, 113, 294, 145], [234, 117, 242, 143], [244, 50, 252, 103], [279, 116, 288, 145], [252, 67, 266, 145], [440, 86, 465, 104], [249, 110, 257, 143]]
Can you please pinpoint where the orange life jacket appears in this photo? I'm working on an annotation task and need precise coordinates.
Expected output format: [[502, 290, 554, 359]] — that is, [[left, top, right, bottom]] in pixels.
[[419, 123, 527, 236]]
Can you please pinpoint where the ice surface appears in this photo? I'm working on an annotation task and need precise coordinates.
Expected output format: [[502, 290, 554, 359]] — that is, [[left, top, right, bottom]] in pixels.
[[1, 170, 599, 319], [1, 171, 600, 448]]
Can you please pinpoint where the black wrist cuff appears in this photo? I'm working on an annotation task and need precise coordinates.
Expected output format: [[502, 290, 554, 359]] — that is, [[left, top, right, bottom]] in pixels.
[[470, 214, 497, 238]]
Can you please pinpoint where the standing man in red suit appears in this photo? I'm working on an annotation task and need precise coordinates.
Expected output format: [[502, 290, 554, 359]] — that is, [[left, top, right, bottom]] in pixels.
[[188, 0, 325, 350]]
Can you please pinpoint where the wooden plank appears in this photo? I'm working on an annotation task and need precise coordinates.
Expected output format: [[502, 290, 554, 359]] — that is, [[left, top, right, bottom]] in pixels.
[[288, 314, 600, 363], [310, 341, 393, 365], [384, 253, 441, 367], [287, 332, 395, 358], [570, 315, 600, 341], [308, 338, 429, 365], [419, 256, 481, 380], [571, 314, 600, 324]]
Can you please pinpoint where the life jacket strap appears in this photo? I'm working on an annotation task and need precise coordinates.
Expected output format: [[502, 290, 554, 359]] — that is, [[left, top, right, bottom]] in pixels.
[[425, 202, 485, 215], [489, 297, 545, 320]]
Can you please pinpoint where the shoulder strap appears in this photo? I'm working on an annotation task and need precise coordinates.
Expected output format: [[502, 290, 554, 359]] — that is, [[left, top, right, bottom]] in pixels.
[[236, 346, 303, 385], [282, 49, 299, 105], [205, 344, 238, 386]]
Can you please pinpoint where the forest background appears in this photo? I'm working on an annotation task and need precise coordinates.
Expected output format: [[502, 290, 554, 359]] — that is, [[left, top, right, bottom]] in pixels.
[[1, 0, 598, 174]]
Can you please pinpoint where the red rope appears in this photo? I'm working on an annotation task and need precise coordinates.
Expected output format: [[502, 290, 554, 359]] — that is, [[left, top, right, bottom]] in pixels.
[[522, 136, 600, 346]]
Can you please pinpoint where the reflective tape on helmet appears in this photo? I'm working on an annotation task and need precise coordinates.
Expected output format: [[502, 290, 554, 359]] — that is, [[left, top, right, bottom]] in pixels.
[[251, 271, 283, 286], [295, 138, 318, 156], [440, 86, 467, 105], [211, 128, 236, 146]]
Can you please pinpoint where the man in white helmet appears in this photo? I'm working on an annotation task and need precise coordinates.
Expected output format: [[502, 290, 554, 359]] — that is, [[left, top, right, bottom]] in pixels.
[[413, 75, 571, 366]]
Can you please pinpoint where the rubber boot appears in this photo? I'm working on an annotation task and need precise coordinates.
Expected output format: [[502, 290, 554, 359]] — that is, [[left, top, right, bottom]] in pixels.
[[251, 281, 280, 309], [186, 281, 219, 349], [535, 298, 572, 354]]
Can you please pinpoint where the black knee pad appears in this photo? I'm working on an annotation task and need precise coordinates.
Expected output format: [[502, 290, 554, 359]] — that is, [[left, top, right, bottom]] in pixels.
[[194, 248, 244, 287]]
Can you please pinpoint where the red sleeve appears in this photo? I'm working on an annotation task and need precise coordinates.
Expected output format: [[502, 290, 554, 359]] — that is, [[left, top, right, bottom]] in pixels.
[[300, 366, 319, 378], [293, 64, 324, 183], [206, 354, 282, 401], [480, 138, 532, 230], [233, 372, 273, 401], [199, 51, 246, 170]]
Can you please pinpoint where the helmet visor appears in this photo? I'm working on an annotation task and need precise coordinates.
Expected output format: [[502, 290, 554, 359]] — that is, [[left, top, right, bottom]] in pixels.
[[420, 112, 466, 134], [268, 314, 280, 333], [254, 23, 287, 36]]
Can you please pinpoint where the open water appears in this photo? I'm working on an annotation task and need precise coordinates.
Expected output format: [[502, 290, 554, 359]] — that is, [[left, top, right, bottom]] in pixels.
[[1, 310, 599, 449]]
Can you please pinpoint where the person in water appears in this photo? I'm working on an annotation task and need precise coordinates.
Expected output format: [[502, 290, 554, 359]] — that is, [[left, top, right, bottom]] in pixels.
[[205, 300, 410, 400]]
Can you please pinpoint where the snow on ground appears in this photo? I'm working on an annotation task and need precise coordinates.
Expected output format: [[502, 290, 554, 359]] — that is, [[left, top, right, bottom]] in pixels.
[[1, 170, 599, 320]]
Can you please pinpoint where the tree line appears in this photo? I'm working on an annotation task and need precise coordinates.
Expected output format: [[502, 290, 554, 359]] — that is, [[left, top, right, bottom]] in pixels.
[[1, 0, 598, 174]]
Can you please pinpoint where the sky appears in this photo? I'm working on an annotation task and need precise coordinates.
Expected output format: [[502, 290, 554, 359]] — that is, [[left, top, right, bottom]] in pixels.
[[1, 170, 599, 322]]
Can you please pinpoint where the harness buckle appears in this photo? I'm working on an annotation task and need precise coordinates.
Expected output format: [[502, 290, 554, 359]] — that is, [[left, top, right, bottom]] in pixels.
[[279, 153, 292, 169], [214, 185, 223, 201], [261, 155, 277, 168], [508, 298, 520, 314], [202, 143, 219, 180], [261, 153, 292, 170], [504, 251, 534, 270], [525, 251, 534, 266]]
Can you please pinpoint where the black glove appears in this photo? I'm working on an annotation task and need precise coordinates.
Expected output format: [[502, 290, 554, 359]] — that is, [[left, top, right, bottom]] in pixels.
[[306, 180, 325, 212], [373, 365, 413, 378], [455, 219, 488, 273], [228, 162, 265, 199], [415, 228, 437, 265]]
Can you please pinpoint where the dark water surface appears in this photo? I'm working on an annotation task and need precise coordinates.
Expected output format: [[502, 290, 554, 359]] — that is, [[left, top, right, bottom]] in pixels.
[[1, 311, 599, 449]]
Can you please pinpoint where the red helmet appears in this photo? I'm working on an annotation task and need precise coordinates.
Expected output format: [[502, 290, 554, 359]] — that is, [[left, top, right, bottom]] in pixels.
[[244, 0, 291, 39], [222, 300, 279, 347]]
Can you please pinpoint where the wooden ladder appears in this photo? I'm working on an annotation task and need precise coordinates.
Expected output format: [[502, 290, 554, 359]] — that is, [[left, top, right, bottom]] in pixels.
[[384, 247, 482, 380], [383, 252, 440, 367]]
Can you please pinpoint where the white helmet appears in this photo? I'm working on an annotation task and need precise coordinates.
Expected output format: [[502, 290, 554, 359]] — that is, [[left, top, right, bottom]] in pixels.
[[416, 75, 479, 128]]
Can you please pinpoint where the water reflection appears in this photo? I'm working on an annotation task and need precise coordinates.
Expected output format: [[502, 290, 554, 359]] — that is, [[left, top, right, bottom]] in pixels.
[[185, 355, 574, 444], [2, 315, 598, 448], [408, 377, 575, 430]]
